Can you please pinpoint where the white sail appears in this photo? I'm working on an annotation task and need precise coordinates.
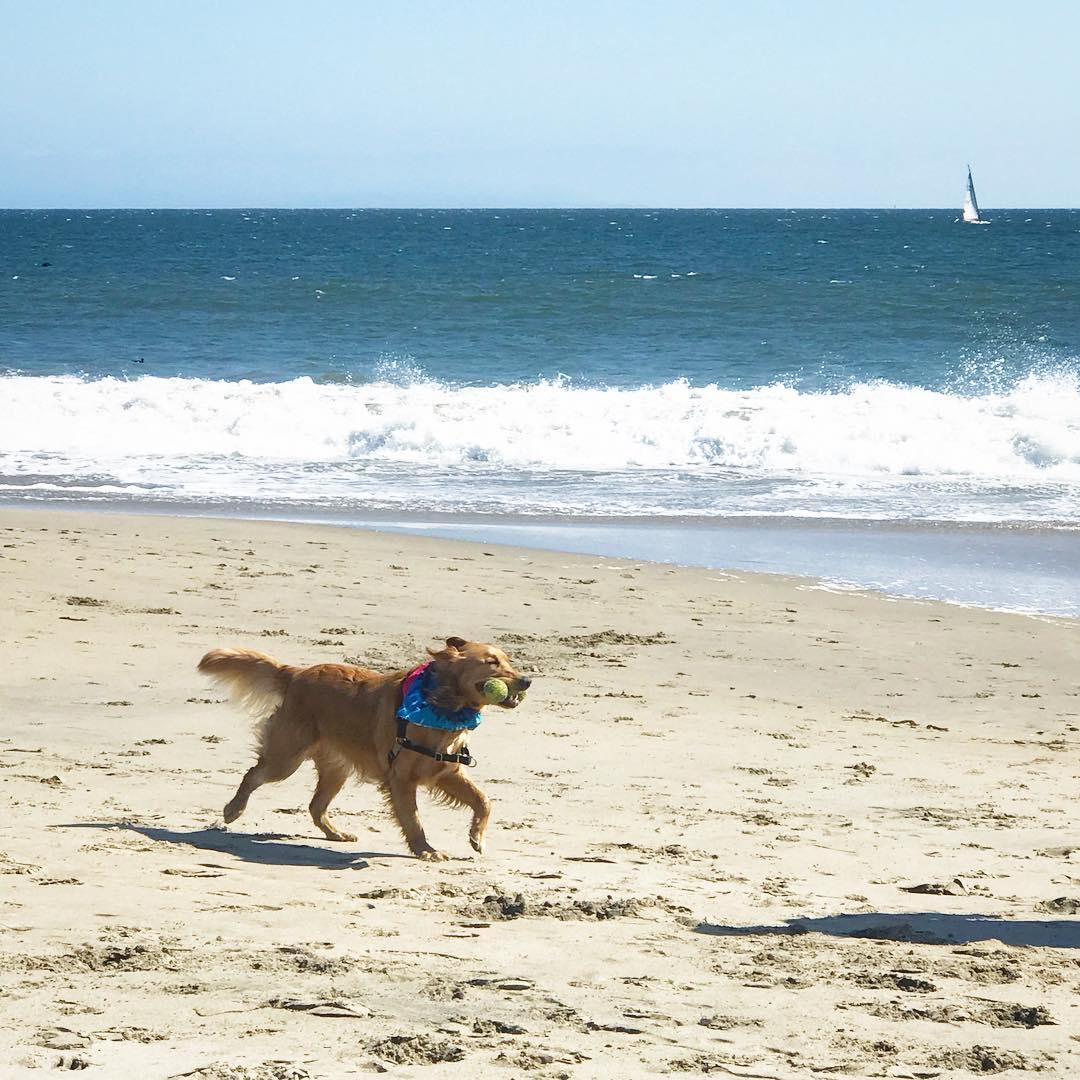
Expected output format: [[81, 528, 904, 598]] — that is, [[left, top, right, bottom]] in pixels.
[[962, 166, 981, 223]]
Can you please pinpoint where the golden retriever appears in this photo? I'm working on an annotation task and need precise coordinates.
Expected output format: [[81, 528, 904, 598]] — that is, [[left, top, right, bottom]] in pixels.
[[197, 636, 530, 860]]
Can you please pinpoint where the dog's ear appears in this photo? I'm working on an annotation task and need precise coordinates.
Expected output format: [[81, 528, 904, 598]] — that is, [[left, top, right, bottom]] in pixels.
[[427, 636, 469, 661]]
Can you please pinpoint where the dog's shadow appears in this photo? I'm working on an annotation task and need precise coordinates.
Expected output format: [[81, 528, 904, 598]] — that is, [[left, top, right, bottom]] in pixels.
[[693, 911, 1080, 949], [57, 822, 411, 870]]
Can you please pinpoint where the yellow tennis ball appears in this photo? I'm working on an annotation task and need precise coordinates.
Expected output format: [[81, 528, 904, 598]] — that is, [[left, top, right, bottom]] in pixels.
[[482, 678, 509, 704]]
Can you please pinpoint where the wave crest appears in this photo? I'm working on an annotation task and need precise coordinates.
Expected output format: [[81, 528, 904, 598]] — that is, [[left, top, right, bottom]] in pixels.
[[2, 372, 1078, 482]]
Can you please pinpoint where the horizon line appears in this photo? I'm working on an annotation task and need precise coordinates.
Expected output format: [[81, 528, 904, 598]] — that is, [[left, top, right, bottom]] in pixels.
[[3, 204, 1079, 212]]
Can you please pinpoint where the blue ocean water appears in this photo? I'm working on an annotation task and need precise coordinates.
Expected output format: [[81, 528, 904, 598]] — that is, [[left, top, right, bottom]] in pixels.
[[2, 209, 1078, 613], [4, 208, 1080, 389]]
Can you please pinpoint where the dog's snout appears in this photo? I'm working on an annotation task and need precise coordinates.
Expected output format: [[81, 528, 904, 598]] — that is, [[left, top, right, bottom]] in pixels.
[[516, 675, 532, 690]]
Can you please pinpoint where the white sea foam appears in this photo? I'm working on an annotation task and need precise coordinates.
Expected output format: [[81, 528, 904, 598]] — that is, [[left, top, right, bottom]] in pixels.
[[2, 372, 1078, 475], [1, 372, 1078, 520]]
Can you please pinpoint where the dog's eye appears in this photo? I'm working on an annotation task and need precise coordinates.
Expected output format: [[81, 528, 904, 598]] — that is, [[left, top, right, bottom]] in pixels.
[[485, 657, 499, 666]]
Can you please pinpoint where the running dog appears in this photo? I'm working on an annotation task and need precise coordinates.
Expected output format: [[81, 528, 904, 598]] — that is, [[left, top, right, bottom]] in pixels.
[[197, 637, 530, 860]]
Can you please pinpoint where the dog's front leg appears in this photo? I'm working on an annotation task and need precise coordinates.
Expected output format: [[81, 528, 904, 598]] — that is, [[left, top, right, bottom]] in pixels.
[[383, 776, 448, 861], [434, 770, 492, 854]]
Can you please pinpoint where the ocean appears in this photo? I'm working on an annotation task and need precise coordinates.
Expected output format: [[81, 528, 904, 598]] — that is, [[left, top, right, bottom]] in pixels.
[[2, 208, 1078, 615]]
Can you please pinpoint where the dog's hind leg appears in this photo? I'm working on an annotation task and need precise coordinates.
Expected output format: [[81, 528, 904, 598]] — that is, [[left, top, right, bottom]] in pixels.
[[381, 776, 447, 861], [433, 770, 492, 854], [309, 753, 356, 842], [224, 754, 305, 824], [223, 709, 311, 825]]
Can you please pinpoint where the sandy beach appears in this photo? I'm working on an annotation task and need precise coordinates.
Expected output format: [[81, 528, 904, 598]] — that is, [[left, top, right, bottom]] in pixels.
[[0, 506, 1077, 1079]]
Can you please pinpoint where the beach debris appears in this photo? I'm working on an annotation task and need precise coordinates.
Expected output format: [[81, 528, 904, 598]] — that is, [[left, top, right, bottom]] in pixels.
[[465, 976, 535, 991], [975, 1002, 1055, 1028], [92, 1025, 163, 1043], [472, 889, 656, 921], [699, 1013, 764, 1030], [557, 630, 669, 648], [931, 1045, 1043, 1074], [901, 878, 968, 896], [36, 1027, 91, 1050], [369, 1033, 465, 1064], [270, 996, 370, 1018], [843, 710, 919, 728], [54, 1055, 93, 1070], [1035, 896, 1079, 914], [844, 761, 876, 781], [497, 1048, 590, 1069], [585, 1020, 646, 1035], [165, 1064, 311, 1079], [668, 1055, 785, 1078], [1035, 846, 1077, 858], [470, 1018, 528, 1035]]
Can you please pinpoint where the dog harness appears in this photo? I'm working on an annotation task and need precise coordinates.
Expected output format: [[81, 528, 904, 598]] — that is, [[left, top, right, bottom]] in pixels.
[[389, 663, 480, 768]]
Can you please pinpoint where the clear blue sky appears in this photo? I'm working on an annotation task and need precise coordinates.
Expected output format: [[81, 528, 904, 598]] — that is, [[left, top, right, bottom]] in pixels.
[[2, 1, 1076, 208]]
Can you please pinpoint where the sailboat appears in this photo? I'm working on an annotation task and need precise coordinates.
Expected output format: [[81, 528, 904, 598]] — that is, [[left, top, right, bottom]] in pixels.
[[962, 165, 989, 224]]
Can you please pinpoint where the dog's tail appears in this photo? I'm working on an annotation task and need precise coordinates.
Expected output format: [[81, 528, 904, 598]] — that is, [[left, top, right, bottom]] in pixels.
[[197, 648, 298, 717]]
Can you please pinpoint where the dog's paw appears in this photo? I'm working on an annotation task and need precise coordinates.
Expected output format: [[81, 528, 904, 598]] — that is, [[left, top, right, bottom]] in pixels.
[[418, 848, 450, 862], [469, 836, 485, 855], [327, 831, 357, 843]]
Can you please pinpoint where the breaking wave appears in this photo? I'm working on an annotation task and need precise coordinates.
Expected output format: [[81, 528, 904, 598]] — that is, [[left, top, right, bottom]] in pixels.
[[2, 372, 1078, 481]]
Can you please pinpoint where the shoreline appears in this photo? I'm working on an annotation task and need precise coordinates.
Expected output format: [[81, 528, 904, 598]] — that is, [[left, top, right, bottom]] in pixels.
[[4, 499, 1078, 619], [9, 495, 1080, 530]]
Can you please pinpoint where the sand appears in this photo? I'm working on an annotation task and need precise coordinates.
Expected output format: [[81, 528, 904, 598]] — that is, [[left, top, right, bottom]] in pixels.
[[0, 507, 1077, 1079]]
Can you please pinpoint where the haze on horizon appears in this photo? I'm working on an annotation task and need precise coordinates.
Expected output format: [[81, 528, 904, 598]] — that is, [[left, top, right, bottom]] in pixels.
[[1, 0, 1076, 210]]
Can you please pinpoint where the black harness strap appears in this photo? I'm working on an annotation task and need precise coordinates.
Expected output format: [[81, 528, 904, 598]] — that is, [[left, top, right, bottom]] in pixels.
[[389, 715, 476, 768]]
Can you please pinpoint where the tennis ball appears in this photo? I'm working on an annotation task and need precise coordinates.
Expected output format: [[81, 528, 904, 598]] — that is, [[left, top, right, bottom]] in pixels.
[[482, 678, 509, 704]]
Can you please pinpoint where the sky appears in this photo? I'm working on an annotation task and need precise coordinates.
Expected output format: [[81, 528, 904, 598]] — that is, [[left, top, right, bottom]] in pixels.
[[1, 1, 1077, 208]]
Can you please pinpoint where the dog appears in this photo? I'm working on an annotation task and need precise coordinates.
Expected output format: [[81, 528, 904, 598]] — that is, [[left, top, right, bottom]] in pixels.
[[197, 636, 530, 860]]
